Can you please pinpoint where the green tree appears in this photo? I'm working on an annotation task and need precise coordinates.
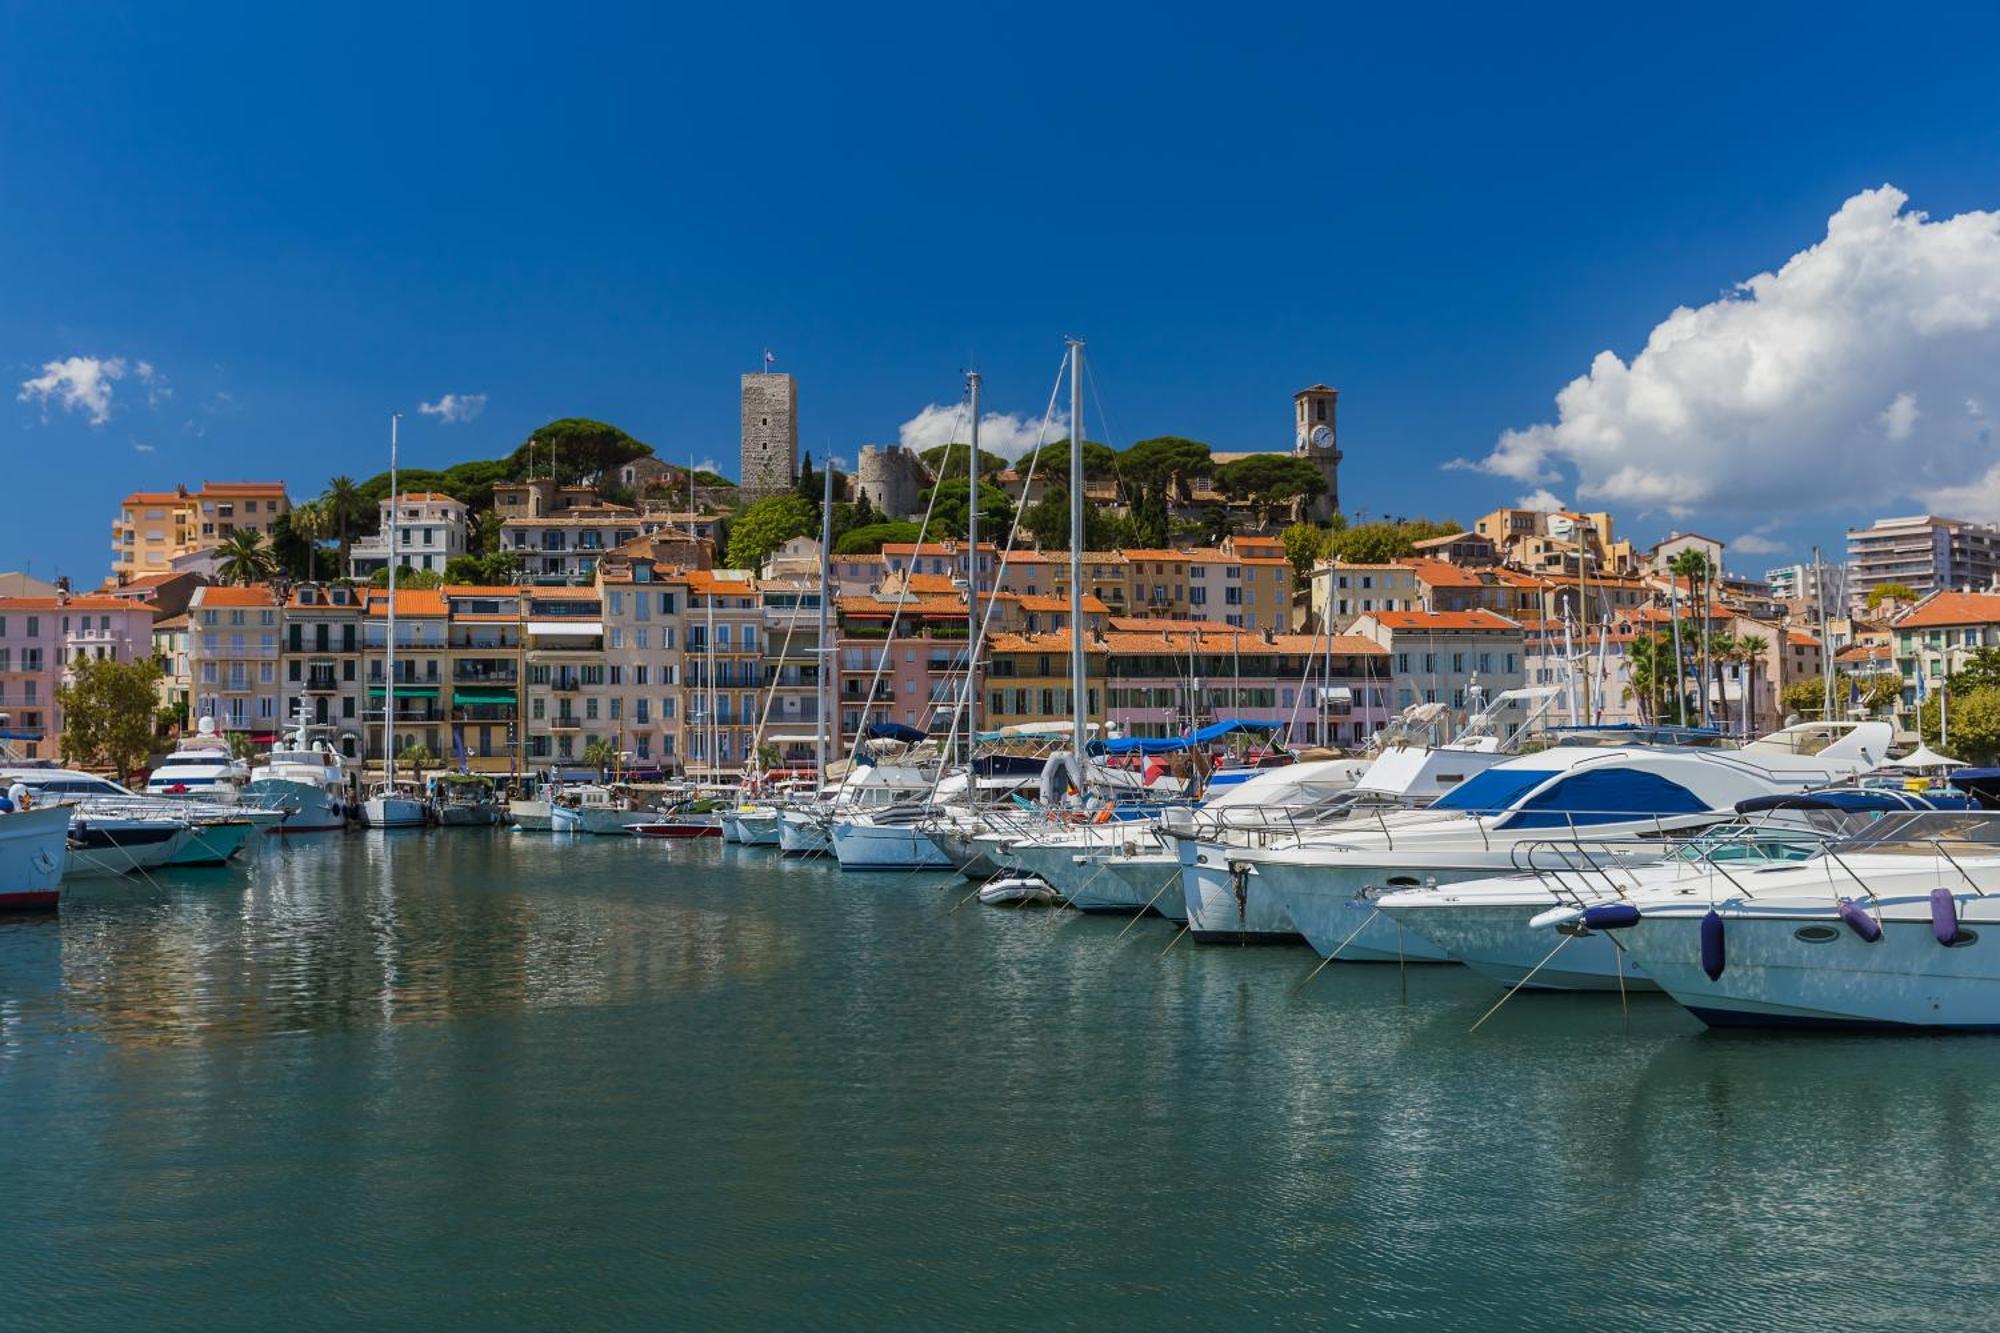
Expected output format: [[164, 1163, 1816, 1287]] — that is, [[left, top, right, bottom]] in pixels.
[[1324, 519, 1459, 565], [369, 565, 445, 589], [323, 475, 369, 572], [56, 656, 164, 780], [1282, 522, 1331, 583], [582, 737, 618, 778], [1780, 677, 1828, 720], [1215, 455, 1327, 519], [214, 529, 279, 585], [398, 742, 436, 778], [504, 419, 652, 485], [834, 521, 924, 556], [1019, 438, 1118, 483], [1866, 582, 1919, 610], [1117, 436, 1214, 496], [918, 443, 1009, 482], [288, 499, 333, 581], [921, 478, 1015, 541], [1735, 632, 1769, 734], [1919, 684, 2000, 763], [1018, 487, 1074, 551], [471, 509, 503, 557], [1130, 482, 1171, 547], [1622, 631, 1679, 724], [725, 495, 816, 569]]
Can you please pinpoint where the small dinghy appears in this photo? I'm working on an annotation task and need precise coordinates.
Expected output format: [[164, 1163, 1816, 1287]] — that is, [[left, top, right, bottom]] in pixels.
[[979, 875, 1060, 907]]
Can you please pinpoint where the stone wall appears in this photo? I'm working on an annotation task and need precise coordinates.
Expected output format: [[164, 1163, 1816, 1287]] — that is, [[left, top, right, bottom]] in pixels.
[[740, 373, 798, 500], [856, 443, 928, 519]]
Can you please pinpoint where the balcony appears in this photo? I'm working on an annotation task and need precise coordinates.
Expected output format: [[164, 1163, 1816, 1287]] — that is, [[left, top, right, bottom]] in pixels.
[[304, 671, 339, 693], [548, 674, 583, 692], [452, 703, 518, 723], [547, 714, 582, 731], [453, 664, 518, 684]]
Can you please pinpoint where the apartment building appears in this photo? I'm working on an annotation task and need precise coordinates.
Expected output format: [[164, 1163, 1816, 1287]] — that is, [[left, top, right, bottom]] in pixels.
[[152, 612, 192, 727], [598, 561, 685, 774], [111, 481, 290, 583], [279, 582, 366, 757], [347, 492, 470, 577], [757, 576, 825, 770], [1347, 609, 1527, 721], [0, 594, 155, 759], [522, 588, 609, 767], [361, 587, 450, 761], [188, 584, 283, 740], [834, 591, 973, 745], [998, 550, 1134, 617], [1120, 548, 1292, 631], [1310, 561, 1420, 628], [1889, 591, 2000, 735], [683, 570, 764, 777], [982, 632, 1107, 734], [443, 585, 526, 770], [1845, 515, 2000, 613], [502, 500, 654, 582], [1101, 626, 1391, 747]]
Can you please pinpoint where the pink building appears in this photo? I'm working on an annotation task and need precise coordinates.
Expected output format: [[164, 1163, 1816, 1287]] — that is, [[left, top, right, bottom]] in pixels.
[[0, 594, 157, 760], [1103, 627, 1392, 748]]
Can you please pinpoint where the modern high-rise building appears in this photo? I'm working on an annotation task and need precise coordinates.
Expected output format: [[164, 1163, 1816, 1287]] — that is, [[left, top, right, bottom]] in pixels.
[[1844, 515, 2000, 612], [1765, 562, 1846, 609], [739, 372, 798, 500]]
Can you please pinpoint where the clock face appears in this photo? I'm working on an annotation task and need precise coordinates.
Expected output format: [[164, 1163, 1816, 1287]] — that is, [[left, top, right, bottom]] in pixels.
[[1311, 425, 1333, 450]]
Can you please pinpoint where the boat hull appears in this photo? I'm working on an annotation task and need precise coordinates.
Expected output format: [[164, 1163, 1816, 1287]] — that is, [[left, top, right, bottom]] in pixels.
[[165, 819, 257, 867], [1250, 858, 1462, 963], [779, 809, 829, 855], [1100, 852, 1187, 923], [1379, 898, 1657, 992], [0, 806, 70, 910], [733, 812, 782, 846], [360, 796, 427, 829], [632, 822, 722, 839], [65, 818, 192, 878], [242, 778, 348, 832], [435, 804, 501, 827], [831, 819, 951, 871], [1178, 840, 1305, 945]]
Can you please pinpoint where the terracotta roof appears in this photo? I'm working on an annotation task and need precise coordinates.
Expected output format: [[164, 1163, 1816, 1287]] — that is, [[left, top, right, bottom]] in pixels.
[[1837, 643, 1893, 662], [193, 585, 278, 608], [987, 632, 1104, 654], [1358, 610, 1521, 632], [1106, 616, 1226, 633], [108, 572, 187, 591], [122, 490, 190, 505], [152, 612, 190, 629], [1786, 630, 1822, 647], [836, 594, 968, 616], [0, 595, 146, 613], [1018, 594, 1108, 613], [364, 589, 449, 617], [1406, 558, 1488, 589], [903, 573, 961, 594], [1118, 547, 1234, 562], [443, 585, 524, 597], [1896, 591, 2000, 629], [391, 491, 464, 504], [683, 570, 758, 595]]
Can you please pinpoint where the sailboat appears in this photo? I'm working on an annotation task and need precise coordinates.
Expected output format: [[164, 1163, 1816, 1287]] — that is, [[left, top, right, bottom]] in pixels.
[[360, 413, 427, 829]]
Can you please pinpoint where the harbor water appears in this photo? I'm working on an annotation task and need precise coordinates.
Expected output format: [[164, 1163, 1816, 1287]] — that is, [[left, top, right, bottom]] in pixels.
[[3, 832, 1996, 1329]]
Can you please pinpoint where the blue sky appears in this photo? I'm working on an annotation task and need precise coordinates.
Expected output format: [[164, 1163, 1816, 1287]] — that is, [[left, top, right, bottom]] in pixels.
[[8, 2, 2000, 585]]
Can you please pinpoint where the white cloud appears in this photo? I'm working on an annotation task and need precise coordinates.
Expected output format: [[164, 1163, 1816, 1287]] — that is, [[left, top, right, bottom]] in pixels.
[[1516, 488, 1567, 512], [131, 439, 156, 454], [897, 402, 1069, 461], [418, 392, 487, 424], [1730, 532, 1785, 555], [1474, 186, 2000, 518], [134, 361, 171, 406], [19, 355, 128, 425]]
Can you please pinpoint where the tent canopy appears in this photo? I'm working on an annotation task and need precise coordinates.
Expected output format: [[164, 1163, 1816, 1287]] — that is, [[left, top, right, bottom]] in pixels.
[[1888, 744, 1964, 770]]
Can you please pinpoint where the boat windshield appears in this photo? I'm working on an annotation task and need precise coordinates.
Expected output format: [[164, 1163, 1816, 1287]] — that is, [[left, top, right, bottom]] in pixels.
[[1430, 768, 1559, 816], [1830, 811, 2000, 856]]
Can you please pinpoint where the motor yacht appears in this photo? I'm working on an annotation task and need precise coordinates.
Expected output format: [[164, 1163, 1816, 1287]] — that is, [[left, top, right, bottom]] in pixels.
[[245, 718, 354, 831], [1241, 720, 1893, 963], [145, 717, 251, 803], [0, 802, 71, 910], [2, 767, 268, 869], [428, 773, 502, 826], [549, 784, 649, 835], [1567, 809, 2000, 1029]]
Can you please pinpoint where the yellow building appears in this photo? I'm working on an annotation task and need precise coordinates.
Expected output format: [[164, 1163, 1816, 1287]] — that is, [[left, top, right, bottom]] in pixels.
[[111, 482, 291, 582], [982, 631, 1107, 731]]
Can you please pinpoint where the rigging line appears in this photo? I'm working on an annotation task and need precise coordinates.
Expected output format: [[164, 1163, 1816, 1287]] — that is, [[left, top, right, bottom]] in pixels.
[[745, 574, 805, 777], [1468, 932, 1577, 1033], [849, 393, 967, 759], [1081, 354, 1131, 511]]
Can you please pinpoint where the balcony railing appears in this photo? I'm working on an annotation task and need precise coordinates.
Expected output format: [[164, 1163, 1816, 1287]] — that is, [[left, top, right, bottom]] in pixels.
[[547, 714, 582, 731], [304, 672, 339, 693], [453, 665, 518, 684]]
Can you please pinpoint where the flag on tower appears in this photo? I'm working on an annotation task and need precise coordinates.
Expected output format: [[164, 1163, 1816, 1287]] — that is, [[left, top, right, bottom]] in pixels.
[[763, 349, 775, 368]]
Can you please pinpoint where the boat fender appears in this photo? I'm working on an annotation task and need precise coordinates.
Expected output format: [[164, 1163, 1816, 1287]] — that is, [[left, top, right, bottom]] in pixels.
[[1581, 903, 1641, 931], [1931, 888, 1965, 946], [1038, 753, 1083, 808], [1529, 905, 1584, 930], [1700, 909, 1726, 982], [1835, 898, 1882, 943]]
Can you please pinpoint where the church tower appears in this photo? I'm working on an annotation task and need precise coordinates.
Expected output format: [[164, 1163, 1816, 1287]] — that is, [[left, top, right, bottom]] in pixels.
[[1293, 384, 1341, 523]]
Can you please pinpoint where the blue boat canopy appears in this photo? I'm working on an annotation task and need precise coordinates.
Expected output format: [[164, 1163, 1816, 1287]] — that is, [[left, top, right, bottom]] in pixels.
[[1090, 719, 1279, 756], [864, 721, 929, 743], [1737, 789, 1973, 814]]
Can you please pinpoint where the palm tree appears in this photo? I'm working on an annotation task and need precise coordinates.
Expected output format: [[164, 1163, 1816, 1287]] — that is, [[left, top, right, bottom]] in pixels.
[[1668, 549, 1716, 723], [325, 475, 365, 573], [1735, 633, 1769, 736], [1705, 631, 1738, 734], [290, 499, 330, 581], [214, 530, 278, 586], [582, 737, 617, 779], [1622, 631, 1674, 724]]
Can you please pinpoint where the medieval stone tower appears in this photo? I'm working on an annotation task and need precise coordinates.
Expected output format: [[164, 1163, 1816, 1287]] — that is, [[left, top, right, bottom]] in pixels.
[[855, 443, 926, 520], [1293, 384, 1342, 524], [740, 372, 798, 499]]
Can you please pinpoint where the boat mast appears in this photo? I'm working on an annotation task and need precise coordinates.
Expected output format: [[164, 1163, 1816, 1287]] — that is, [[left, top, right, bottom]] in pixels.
[[817, 453, 832, 792], [965, 370, 981, 756], [1066, 338, 1086, 764], [1813, 545, 1834, 721], [385, 412, 400, 787]]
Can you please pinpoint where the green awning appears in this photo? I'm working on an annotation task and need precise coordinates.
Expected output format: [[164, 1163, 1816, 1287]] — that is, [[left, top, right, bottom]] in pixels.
[[367, 684, 441, 698], [452, 688, 517, 704]]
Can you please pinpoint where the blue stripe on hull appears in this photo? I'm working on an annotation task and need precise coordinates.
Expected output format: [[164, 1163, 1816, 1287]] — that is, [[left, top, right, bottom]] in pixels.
[[1685, 1005, 2000, 1033]]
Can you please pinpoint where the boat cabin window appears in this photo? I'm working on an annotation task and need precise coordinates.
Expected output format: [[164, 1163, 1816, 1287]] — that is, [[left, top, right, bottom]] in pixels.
[[22, 777, 125, 795], [1429, 768, 1559, 817], [1493, 768, 1708, 829]]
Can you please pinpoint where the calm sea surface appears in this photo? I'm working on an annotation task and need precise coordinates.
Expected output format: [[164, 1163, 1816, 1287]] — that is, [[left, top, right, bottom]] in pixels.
[[2, 831, 1996, 1329]]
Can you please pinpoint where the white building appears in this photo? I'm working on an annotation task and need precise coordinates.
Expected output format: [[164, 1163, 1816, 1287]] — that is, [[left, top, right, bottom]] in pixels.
[[1346, 609, 1527, 725], [348, 492, 470, 577]]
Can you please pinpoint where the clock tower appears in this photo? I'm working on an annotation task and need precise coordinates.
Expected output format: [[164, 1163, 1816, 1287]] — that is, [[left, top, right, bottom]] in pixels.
[[1293, 384, 1341, 523]]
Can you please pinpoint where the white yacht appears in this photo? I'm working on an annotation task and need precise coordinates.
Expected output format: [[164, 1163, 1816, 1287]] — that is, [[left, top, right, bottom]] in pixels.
[[245, 717, 354, 832], [360, 782, 428, 829], [4, 767, 269, 870], [1242, 720, 1893, 963], [1574, 809, 2000, 1030], [146, 716, 250, 803], [827, 762, 953, 870], [0, 802, 71, 910], [1377, 787, 1947, 992], [549, 784, 649, 835]]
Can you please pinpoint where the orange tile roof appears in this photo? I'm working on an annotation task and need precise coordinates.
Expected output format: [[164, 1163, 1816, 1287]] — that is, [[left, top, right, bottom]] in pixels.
[[122, 490, 190, 504], [443, 585, 523, 596], [1787, 630, 1822, 647], [1359, 610, 1521, 631], [903, 573, 960, 594], [987, 632, 1104, 654], [1406, 558, 1488, 589], [394, 492, 461, 503], [1896, 591, 2000, 629], [1018, 594, 1108, 613], [363, 589, 449, 617], [1106, 615, 1225, 632], [682, 570, 758, 594], [194, 585, 278, 608], [836, 594, 968, 616]]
